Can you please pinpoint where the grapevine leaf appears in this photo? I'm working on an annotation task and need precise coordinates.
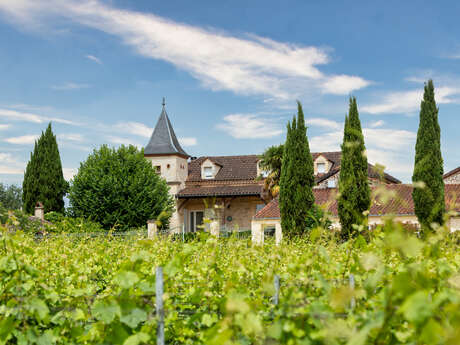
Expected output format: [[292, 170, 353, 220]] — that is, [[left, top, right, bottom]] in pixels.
[[114, 271, 139, 289], [29, 297, 49, 321], [122, 332, 150, 345], [92, 300, 121, 324], [120, 308, 147, 328], [399, 290, 432, 324]]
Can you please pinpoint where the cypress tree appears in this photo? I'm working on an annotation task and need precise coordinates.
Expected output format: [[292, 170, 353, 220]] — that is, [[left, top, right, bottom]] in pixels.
[[338, 97, 370, 240], [23, 123, 68, 214], [412, 80, 444, 230], [280, 118, 295, 233], [279, 101, 315, 236]]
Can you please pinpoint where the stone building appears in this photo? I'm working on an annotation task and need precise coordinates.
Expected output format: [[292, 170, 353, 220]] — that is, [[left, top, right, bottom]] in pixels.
[[444, 167, 460, 184], [143, 102, 410, 234], [312, 152, 401, 188], [252, 184, 460, 243], [144, 102, 266, 232]]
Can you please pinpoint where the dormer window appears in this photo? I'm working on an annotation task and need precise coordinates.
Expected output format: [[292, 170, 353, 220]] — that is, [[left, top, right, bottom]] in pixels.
[[327, 179, 336, 188], [204, 167, 213, 179], [201, 158, 221, 179], [317, 163, 326, 174]]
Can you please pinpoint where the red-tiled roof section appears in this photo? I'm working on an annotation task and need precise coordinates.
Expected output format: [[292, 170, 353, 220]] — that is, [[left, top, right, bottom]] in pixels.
[[187, 152, 400, 183], [444, 166, 460, 179], [187, 155, 259, 181], [177, 184, 263, 198], [254, 184, 460, 219], [254, 197, 280, 219], [315, 164, 401, 184]]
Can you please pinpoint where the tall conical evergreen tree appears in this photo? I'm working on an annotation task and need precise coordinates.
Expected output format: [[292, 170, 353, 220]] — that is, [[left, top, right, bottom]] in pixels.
[[338, 97, 370, 240], [23, 123, 68, 214], [280, 118, 295, 233], [279, 101, 315, 236], [412, 80, 444, 230]]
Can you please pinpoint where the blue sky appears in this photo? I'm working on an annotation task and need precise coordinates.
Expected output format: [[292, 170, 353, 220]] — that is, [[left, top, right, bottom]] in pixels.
[[0, 0, 459, 184]]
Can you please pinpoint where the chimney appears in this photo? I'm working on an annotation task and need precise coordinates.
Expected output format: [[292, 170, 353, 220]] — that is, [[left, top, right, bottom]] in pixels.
[[34, 202, 44, 221]]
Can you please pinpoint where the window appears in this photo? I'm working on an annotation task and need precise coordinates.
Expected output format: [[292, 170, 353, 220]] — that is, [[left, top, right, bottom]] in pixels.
[[327, 179, 336, 188], [263, 225, 276, 237], [317, 163, 326, 173], [256, 204, 265, 213], [204, 167, 213, 179], [189, 211, 204, 232], [154, 165, 161, 175]]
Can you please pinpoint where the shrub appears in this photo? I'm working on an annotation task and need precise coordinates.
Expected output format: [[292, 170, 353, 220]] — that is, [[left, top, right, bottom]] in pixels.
[[305, 204, 332, 232], [68, 145, 174, 230]]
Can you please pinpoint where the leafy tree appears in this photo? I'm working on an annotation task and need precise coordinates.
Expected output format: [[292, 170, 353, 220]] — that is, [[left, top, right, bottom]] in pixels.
[[258, 144, 284, 197], [68, 145, 174, 230], [22, 123, 68, 214], [0, 183, 22, 210], [305, 204, 332, 231], [412, 80, 445, 230], [338, 97, 370, 240], [279, 101, 315, 236]]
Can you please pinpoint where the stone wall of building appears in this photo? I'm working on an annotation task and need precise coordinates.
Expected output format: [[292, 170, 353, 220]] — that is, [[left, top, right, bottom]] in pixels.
[[177, 196, 265, 231], [315, 173, 339, 189], [449, 216, 460, 232], [444, 170, 460, 184]]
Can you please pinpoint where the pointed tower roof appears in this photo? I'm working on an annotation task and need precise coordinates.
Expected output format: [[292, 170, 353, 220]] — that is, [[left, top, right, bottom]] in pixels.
[[144, 99, 189, 158]]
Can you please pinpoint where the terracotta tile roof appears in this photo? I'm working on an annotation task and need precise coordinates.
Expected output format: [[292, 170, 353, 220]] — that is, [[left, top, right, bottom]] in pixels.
[[187, 155, 260, 181], [186, 152, 400, 184], [177, 184, 263, 198], [444, 166, 460, 179], [254, 184, 460, 219], [314, 163, 401, 184]]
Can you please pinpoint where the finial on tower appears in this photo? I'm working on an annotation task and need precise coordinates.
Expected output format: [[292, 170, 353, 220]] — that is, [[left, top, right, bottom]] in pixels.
[[162, 97, 166, 108]]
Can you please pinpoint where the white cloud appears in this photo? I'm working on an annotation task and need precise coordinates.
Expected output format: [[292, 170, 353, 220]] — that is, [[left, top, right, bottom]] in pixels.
[[369, 120, 384, 128], [216, 114, 282, 139], [85, 54, 102, 64], [365, 148, 414, 175], [4, 135, 39, 145], [0, 108, 77, 125], [321, 75, 371, 95], [0, 153, 25, 175], [63, 167, 77, 180], [309, 126, 417, 180], [0, 0, 370, 100], [363, 128, 416, 151], [114, 122, 152, 138], [178, 137, 197, 147], [0, 124, 10, 130], [51, 82, 91, 90], [106, 135, 142, 148], [306, 117, 341, 130], [309, 130, 342, 152], [57, 133, 85, 142], [362, 87, 460, 114]]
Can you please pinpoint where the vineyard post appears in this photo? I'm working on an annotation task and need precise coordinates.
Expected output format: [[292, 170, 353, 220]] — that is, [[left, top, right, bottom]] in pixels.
[[156, 266, 165, 345], [273, 274, 280, 305], [349, 274, 356, 309]]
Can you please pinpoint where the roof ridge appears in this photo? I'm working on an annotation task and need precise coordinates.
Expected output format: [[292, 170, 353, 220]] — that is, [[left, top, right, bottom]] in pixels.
[[444, 166, 460, 178]]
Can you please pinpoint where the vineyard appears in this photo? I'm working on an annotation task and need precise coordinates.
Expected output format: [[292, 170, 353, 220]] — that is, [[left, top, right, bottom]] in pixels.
[[1, 222, 460, 344]]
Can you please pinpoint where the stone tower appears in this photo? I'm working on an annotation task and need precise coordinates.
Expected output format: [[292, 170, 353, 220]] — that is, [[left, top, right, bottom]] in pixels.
[[144, 99, 189, 230]]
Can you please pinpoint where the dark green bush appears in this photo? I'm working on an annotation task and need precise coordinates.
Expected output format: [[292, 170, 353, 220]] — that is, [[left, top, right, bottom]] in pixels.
[[68, 145, 174, 230]]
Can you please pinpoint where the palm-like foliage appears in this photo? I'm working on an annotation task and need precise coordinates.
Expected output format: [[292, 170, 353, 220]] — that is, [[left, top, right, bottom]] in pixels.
[[258, 144, 284, 198]]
